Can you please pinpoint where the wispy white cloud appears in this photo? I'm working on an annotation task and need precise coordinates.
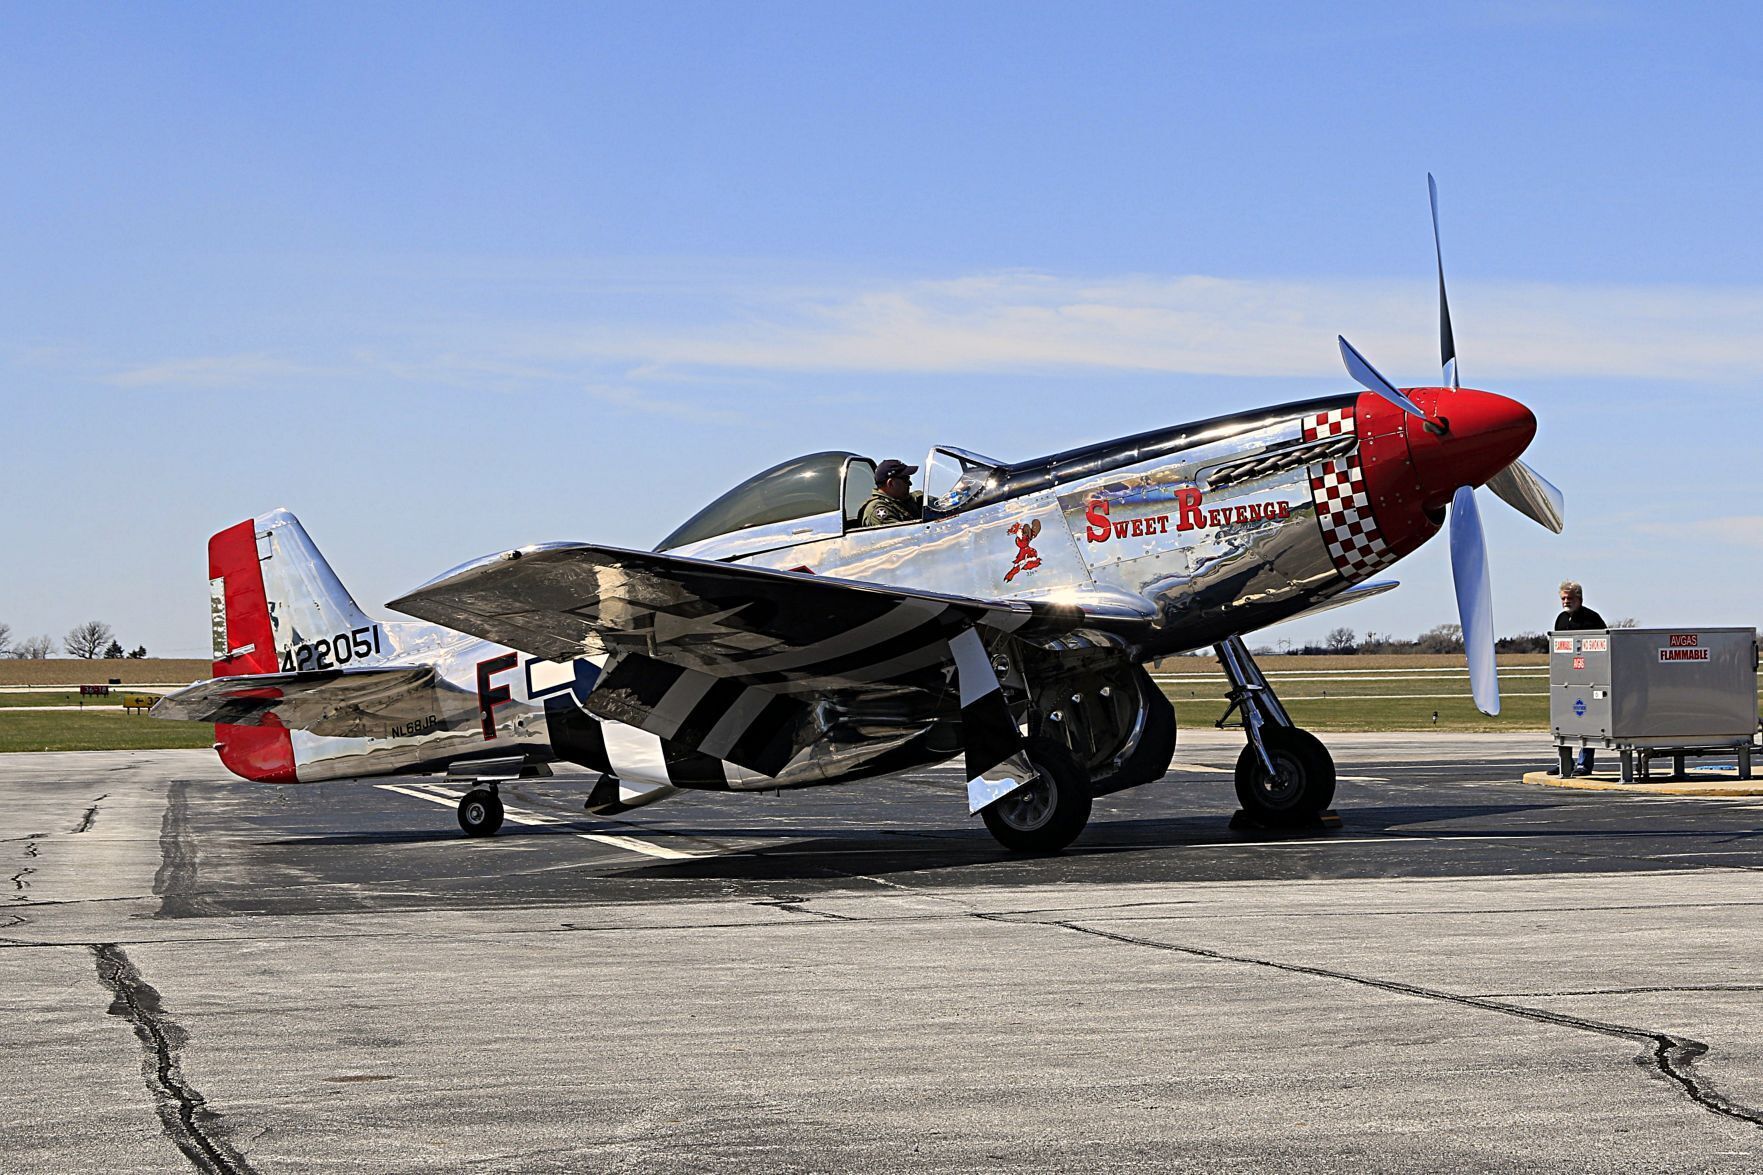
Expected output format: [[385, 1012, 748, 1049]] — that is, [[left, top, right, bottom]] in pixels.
[[527, 272, 1763, 383], [581, 382, 742, 424], [104, 353, 317, 389], [89, 270, 1763, 393], [1640, 516, 1763, 550]]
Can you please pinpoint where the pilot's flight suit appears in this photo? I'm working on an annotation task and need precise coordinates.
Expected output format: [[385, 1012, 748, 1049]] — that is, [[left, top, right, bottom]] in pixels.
[[858, 489, 921, 528]]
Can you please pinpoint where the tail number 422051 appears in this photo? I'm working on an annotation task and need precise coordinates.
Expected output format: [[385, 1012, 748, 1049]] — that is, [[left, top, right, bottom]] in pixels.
[[280, 625, 382, 672]]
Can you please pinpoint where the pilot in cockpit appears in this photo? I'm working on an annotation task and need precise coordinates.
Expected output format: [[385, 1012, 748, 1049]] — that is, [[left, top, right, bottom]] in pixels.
[[857, 458, 924, 528]]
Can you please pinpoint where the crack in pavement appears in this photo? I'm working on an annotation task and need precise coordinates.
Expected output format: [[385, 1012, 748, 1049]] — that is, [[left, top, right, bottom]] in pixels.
[[92, 943, 255, 1174], [756, 897, 857, 922], [977, 913, 1763, 1129], [10, 836, 37, 896], [74, 794, 108, 834], [1479, 984, 1763, 998], [1009, 898, 1763, 923]]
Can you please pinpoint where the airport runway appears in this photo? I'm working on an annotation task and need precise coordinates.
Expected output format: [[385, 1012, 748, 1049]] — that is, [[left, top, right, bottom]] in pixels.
[[5, 731, 1763, 1172]]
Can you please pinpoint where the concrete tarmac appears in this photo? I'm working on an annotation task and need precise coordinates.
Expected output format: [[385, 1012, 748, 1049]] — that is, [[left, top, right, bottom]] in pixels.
[[4, 732, 1763, 1172]]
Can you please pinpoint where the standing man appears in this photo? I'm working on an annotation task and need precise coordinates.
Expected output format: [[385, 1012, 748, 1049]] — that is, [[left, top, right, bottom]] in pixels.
[[1554, 580, 1608, 776], [858, 459, 922, 527]]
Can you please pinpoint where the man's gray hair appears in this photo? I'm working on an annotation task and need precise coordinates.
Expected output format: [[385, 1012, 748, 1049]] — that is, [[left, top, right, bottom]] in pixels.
[[1559, 580, 1583, 597]]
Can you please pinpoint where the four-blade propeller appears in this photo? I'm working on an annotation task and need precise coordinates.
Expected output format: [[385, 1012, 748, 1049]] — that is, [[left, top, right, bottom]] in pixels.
[[1335, 174, 1566, 716]]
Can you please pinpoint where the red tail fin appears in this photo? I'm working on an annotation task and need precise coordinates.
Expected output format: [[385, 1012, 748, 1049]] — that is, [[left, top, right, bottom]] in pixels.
[[208, 520, 296, 782]]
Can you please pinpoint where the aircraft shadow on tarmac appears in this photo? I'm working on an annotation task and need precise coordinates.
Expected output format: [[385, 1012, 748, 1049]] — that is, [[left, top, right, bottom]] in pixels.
[[261, 800, 1763, 885]]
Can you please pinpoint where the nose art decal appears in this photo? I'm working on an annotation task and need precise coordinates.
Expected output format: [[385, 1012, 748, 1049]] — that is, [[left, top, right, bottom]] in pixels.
[[1303, 408, 1393, 579]]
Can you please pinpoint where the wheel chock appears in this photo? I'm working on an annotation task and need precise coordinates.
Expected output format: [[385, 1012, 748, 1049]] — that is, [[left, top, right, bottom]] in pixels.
[[1228, 809, 1343, 834]]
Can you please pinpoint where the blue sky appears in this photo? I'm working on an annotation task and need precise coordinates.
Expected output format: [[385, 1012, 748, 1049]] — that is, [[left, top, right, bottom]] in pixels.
[[3, 2, 1759, 658]]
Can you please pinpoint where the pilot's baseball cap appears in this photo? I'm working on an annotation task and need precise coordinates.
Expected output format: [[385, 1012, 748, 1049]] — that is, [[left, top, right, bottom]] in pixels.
[[875, 458, 918, 485]]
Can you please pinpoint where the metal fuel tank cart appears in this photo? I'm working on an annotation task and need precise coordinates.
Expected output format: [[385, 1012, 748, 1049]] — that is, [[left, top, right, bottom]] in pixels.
[[1551, 627, 1760, 782]]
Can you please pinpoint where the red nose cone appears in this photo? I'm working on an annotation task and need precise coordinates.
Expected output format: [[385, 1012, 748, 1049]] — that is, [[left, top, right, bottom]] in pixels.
[[1404, 388, 1537, 513], [1351, 387, 1539, 565]]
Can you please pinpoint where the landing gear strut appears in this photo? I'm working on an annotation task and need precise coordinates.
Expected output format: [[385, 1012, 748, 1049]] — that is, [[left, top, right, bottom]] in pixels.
[[457, 785, 504, 836], [1215, 636, 1336, 826]]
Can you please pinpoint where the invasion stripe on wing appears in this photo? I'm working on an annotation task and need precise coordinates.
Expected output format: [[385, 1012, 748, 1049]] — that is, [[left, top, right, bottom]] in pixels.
[[726, 598, 948, 675]]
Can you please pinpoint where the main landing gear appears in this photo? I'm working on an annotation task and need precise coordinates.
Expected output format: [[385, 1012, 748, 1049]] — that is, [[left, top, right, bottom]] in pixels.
[[979, 738, 1092, 855], [1215, 636, 1336, 827]]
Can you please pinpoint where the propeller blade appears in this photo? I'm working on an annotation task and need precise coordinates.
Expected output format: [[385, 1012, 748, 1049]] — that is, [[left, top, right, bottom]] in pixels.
[[1449, 485, 1500, 716], [1428, 173, 1459, 389], [1338, 336, 1427, 419], [1485, 460, 1565, 534]]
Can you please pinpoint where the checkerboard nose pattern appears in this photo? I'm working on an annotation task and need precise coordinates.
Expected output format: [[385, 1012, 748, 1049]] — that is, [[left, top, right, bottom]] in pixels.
[[1303, 408, 1394, 579]]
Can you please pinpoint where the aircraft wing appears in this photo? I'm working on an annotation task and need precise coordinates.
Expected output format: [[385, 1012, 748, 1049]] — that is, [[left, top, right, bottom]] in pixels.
[[389, 543, 1154, 796], [151, 665, 446, 737], [388, 543, 1151, 685]]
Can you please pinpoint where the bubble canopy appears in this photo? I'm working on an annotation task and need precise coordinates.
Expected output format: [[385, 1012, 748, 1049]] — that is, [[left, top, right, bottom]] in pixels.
[[658, 451, 859, 551]]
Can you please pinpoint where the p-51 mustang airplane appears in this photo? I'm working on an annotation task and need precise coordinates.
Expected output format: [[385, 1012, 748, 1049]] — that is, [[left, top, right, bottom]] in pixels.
[[154, 178, 1563, 852]]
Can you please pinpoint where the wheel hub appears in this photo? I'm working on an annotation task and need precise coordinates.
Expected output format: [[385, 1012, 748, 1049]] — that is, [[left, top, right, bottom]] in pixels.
[[995, 779, 1055, 831], [1251, 751, 1304, 808]]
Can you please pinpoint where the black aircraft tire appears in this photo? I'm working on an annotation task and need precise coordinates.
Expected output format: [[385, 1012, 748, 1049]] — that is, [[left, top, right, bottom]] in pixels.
[[1233, 727, 1336, 826], [457, 788, 505, 837], [981, 738, 1092, 855]]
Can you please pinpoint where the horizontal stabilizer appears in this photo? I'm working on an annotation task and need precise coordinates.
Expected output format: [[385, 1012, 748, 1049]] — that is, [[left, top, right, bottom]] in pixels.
[[151, 665, 446, 738]]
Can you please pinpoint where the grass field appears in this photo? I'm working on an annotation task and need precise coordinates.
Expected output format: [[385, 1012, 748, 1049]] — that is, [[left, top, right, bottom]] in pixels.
[[0, 658, 209, 687], [0, 710, 215, 753], [0, 690, 164, 709], [1157, 665, 1552, 732], [1158, 664, 1763, 733], [0, 660, 1754, 750]]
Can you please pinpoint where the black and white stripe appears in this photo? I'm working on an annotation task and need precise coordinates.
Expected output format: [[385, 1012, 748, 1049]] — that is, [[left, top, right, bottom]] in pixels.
[[544, 693, 760, 789], [586, 653, 806, 777], [577, 602, 1070, 792], [948, 627, 1036, 813]]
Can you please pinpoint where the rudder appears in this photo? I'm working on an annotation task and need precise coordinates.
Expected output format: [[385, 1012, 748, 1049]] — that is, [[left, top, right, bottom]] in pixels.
[[207, 508, 379, 781]]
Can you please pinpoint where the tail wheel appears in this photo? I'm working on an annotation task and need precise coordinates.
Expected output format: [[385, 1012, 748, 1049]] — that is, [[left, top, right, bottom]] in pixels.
[[457, 787, 504, 837], [980, 738, 1092, 854], [1233, 727, 1335, 826]]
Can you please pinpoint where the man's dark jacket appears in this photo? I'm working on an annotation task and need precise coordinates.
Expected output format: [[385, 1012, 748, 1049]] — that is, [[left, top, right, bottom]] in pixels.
[[1555, 605, 1608, 631]]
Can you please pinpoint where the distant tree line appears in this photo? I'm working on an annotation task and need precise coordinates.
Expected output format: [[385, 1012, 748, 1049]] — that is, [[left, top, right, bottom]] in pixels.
[[0, 621, 147, 659], [1262, 619, 1643, 657]]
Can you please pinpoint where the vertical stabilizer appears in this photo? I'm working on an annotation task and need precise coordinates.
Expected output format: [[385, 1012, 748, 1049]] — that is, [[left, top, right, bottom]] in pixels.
[[211, 508, 379, 674], [206, 508, 379, 782]]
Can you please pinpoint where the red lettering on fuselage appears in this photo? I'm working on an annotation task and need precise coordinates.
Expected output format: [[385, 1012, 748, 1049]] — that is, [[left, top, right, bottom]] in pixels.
[[1175, 487, 1204, 531], [1084, 490, 1293, 545], [476, 653, 518, 740], [1085, 498, 1111, 543]]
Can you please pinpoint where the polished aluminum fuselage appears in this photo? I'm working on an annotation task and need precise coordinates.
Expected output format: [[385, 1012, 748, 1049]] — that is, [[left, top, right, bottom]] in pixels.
[[281, 393, 1395, 790], [677, 395, 1363, 656]]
